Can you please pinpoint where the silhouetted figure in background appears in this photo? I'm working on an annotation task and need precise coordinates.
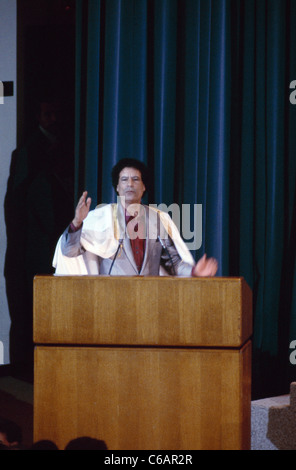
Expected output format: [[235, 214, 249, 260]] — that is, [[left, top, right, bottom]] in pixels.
[[4, 96, 74, 380], [64, 437, 108, 450]]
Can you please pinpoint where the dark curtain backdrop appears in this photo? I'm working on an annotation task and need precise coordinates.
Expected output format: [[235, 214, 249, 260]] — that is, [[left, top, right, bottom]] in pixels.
[[75, 0, 296, 399]]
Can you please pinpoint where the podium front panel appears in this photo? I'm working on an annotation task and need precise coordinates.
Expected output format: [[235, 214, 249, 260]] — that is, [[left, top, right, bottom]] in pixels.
[[34, 342, 251, 450], [33, 276, 252, 347], [33, 276, 252, 450]]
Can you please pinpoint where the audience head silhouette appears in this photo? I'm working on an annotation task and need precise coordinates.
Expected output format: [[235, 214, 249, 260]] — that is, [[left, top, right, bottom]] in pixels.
[[64, 437, 108, 450]]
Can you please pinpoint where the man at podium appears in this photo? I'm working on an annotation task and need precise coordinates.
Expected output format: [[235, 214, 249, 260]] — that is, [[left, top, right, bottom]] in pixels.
[[53, 158, 217, 277]]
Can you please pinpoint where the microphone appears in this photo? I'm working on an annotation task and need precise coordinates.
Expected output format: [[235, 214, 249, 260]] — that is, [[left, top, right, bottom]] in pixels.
[[108, 239, 123, 275], [157, 235, 176, 276]]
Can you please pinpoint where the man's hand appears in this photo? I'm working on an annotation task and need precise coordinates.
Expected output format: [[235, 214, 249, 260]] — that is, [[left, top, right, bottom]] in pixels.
[[192, 254, 218, 277], [72, 191, 92, 228]]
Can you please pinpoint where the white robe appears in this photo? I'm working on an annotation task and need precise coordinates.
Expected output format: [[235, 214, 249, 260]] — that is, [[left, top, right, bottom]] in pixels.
[[52, 203, 194, 275]]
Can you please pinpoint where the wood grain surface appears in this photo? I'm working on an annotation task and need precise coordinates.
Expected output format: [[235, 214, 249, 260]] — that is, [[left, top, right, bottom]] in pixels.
[[34, 342, 251, 450], [33, 276, 252, 347]]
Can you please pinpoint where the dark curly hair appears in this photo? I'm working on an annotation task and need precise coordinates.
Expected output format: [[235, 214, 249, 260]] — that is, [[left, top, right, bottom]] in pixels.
[[111, 158, 149, 195]]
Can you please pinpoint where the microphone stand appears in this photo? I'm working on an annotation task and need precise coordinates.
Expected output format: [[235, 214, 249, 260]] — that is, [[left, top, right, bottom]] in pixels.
[[108, 239, 123, 275]]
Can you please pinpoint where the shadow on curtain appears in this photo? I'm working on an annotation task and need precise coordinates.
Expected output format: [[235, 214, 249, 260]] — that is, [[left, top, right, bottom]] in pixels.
[[75, 0, 296, 400]]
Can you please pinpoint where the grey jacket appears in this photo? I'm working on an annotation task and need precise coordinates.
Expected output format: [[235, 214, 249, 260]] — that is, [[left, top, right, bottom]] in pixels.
[[61, 204, 193, 277]]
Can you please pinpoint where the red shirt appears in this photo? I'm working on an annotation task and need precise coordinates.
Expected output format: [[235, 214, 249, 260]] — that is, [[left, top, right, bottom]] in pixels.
[[125, 213, 145, 272]]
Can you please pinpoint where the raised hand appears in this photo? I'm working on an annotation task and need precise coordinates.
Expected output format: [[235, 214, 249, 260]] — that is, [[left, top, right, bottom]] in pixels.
[[192, 254, 218, 277], [72, 191, 92, 228]]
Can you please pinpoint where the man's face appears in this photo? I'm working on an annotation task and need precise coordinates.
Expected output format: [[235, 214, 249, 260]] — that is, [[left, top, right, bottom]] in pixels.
[[38, 102, 61, 135], [116, 167, 146, 206]]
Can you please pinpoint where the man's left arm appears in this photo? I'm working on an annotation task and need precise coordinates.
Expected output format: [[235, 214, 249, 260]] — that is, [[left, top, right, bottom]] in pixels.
[[161, 237, 218, 277], [160, 237, 193, 276]]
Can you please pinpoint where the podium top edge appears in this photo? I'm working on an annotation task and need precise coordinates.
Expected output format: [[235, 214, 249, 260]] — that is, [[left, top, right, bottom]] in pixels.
[[34, 275, 248, 283]]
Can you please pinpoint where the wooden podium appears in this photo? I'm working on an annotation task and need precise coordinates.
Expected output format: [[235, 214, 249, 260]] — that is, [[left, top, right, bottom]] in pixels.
[[33, 276, 252, 450]]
